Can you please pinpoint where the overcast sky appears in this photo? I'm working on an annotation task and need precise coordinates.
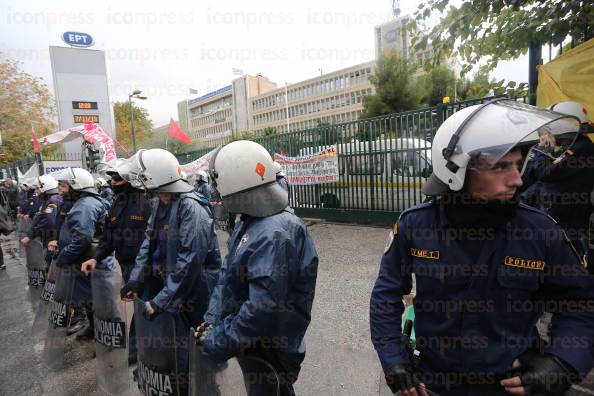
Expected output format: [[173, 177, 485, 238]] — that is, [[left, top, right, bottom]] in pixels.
[[1, 0, 528, 129]]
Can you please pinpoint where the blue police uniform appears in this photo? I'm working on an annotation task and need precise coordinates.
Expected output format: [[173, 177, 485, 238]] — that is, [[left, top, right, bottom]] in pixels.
[[370, 201, 594, 395], [27, 193, 62, 246], [55, 198, 74, 236], [276, 175, 290, 194], [93, 186, 151, 282], [56, 194, 114, 305], [128, 191, 221, 389], [203, 207, 319, 385], [526, 135, 594, 258], [128, 191, 222, 324], [23, 193, 41, 217], [99, 186, 114, 209], [194, 180, 215, 202]]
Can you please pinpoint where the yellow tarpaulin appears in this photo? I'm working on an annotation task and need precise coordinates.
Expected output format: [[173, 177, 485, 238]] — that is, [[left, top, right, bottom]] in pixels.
[[537, 37, 594, 119]]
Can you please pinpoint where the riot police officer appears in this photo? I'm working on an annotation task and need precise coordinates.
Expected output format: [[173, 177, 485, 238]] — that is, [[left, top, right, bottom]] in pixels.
[[119, 149, 221, 394], [54, 167, 114, 339], [20, 175, 62, 283], [522, 101, 594, 267], [194, 170, 216, 202], [197, 140, 319, 396], [20, 175, 62, 250], [370, 100, 594, 396], [81, 166, 151, 363]]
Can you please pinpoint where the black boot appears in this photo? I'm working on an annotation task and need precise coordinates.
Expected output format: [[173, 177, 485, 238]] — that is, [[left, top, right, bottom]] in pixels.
[[67, 307, 87, 335], [75, 309, 94, 340]]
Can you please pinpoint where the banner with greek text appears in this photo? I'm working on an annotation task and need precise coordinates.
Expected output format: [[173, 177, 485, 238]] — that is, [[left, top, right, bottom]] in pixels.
[[274, 145, 339, 185]]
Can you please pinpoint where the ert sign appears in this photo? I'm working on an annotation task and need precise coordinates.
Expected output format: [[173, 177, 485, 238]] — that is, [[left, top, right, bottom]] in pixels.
[[62, 32, 94, 48]]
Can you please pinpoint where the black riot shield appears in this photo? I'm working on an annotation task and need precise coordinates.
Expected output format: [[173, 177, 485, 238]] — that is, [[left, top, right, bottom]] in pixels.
[[31, 258, 58, 338], [42, 264, 75, 370], [25, 238, 47, 287], [135, 299, 187, 396], [92, 268, 130, 395], [189, 332, 281, 396]]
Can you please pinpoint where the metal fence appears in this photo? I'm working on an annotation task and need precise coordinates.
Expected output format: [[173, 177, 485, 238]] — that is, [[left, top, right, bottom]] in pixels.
[[1, 96, 522, 224], [1, 152, 82, 181], [180, 96, 521, 224]]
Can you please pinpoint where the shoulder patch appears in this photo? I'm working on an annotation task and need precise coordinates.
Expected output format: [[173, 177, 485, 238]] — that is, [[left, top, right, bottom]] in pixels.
[[383, 225, 396, 254]]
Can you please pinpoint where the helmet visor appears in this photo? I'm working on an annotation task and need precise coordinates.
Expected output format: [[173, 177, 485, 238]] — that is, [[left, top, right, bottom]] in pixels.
[[115, 153, 145, 189], [461, 100, 580, 163]]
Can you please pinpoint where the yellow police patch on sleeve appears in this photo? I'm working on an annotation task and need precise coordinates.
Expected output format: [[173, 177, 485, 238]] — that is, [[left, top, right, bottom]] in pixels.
[[410, 248, 440, 260]]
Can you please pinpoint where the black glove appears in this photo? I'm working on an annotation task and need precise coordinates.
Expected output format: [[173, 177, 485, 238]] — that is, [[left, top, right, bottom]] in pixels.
[[119, 281, 141, 300], [385, 364, 418, 394], [515, 350, 579, 396], [143, 300, 161, 321]]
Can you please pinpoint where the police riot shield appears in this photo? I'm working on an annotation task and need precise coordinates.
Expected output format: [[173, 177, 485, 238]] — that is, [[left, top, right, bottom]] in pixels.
[[25, 238, 47, 288], [31, 258, 58, 338], [135, 299, 185, 396], [42, 264, 75, 370], [17, 216, 32, 258], [189, 332, 281, 396], [92, 268, 130, 395]]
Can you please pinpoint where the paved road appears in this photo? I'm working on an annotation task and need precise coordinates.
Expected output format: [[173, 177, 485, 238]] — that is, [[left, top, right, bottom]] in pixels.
[[1, 221, 593, 395]]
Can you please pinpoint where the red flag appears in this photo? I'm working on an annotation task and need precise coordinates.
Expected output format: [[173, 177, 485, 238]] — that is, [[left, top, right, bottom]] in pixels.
[[167, 118, 191, 144], [31, 125, 40, 154]]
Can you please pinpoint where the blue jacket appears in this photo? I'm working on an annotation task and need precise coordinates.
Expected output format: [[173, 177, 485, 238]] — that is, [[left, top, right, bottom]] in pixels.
[[27, 193, 62, 245], [195, 181, 215, 202], [370, 201, 594, 380], [522, 134, 594, 231], [22, 193, 41, 217], [56, 193, 114, 303], [100, 186, 114, 210], [203, 208, 319, 380], [276, 175, 290, 193], [128, 191, 222, 325], [94, 187, 151, 281], [55, 198, 74, 239]]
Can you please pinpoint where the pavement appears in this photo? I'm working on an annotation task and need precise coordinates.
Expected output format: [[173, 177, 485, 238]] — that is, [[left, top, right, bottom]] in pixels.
[[0, 221, 594, 395]]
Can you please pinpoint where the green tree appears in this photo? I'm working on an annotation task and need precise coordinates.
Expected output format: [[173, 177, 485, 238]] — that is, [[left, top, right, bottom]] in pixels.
[[113, 101, 153, 152], [262, 127, 276, 136], [362, 51, 423, 118], [0, 56, 57, 165], [421, 64, 457, 106], [413, 0, 593, 75]]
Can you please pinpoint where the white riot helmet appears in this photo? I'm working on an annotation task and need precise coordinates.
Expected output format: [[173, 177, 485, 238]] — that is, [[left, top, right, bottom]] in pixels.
[[196, 170, 209, 182], [55, 167, 98, 195], [95, 177, 108, 187], [423, 99, 581, 195], [131, 149, 193, 193], [209, 140, 288, 217], [548, 101, 589, 124], [273, 161, 285, 177], [35, 175, 59, 194]]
